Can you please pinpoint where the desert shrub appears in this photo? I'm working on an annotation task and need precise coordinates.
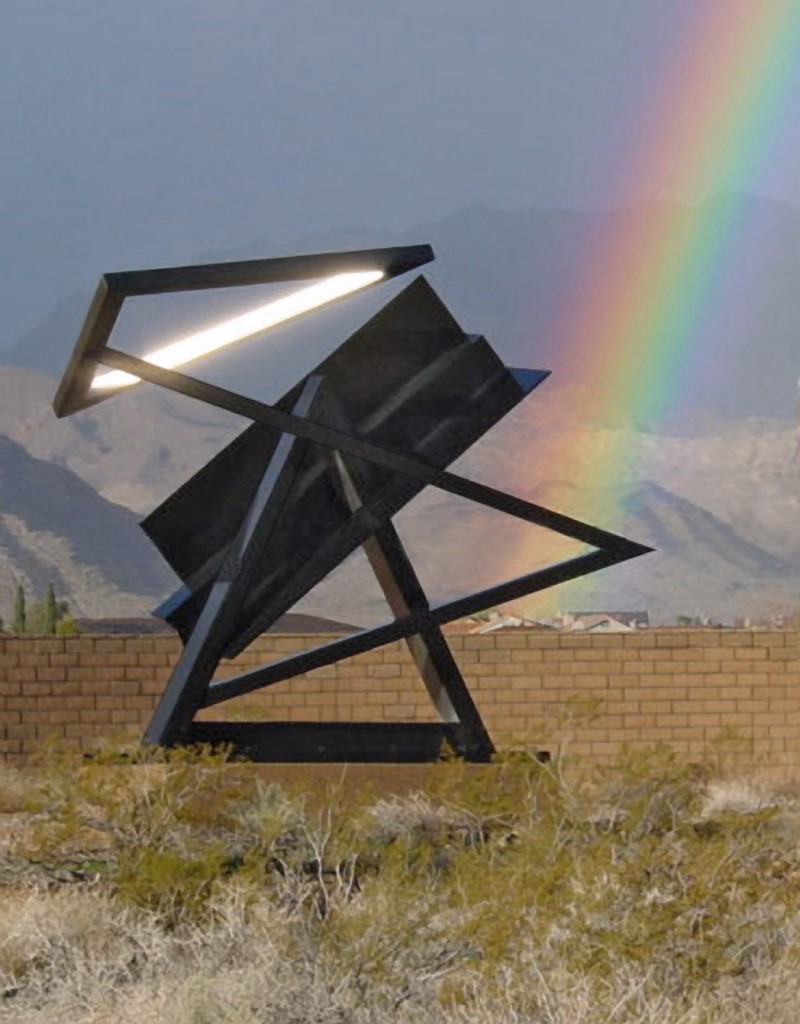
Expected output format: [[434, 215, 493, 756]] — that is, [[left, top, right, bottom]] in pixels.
[[0, 762, 44, 815], [54, 616, 79, 637], [112, 842, 233, 924], [4, 741, 800, 1021]]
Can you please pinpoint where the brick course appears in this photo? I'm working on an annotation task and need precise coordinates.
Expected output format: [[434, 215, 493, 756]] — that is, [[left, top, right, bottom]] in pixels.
[[0, 631, 798, 775]]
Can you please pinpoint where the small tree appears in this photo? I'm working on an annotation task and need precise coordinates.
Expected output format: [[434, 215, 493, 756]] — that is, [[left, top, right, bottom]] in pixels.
[[56, 615, 79, 637], [12, 584, 26, 636], [43, 583, 57, 636], [25, 599, 45, 635]]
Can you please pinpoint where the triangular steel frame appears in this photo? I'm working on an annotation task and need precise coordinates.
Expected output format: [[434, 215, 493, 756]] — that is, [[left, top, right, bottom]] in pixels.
[[52, 244, 434, 418]]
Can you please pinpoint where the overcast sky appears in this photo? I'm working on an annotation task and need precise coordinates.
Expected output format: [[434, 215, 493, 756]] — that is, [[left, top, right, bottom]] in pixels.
[[2, 1, 798, 344]]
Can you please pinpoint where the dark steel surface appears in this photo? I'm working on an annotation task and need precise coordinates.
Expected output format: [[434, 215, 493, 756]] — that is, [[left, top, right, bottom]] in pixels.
[[143, 375, 323, 747], [185, 721, 472, 763], [98, 345, 637, 556], [103, 244, 434, 296], [140, 279, 552, 656], [330, 437, 494, 761]]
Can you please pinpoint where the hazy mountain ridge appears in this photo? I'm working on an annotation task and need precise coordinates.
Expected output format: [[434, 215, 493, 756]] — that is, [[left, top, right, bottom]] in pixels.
[[633, 482, 790, 572], [301, 478, 800, 628], [0, 363, 796, 626], [0, 365, 244, 514], [0, 433, 177, 618], [636, 423, 800, 562], [584, 482, 799, 625]]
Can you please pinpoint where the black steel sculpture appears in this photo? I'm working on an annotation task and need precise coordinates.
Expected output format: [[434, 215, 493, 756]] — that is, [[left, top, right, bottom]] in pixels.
[[54, 244, 652, 763]]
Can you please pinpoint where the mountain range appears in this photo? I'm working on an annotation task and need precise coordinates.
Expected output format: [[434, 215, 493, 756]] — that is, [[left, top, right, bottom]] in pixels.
[[0, 361, 795, 627], [0, 431, 175, 620], [0, 196, 797, 626]]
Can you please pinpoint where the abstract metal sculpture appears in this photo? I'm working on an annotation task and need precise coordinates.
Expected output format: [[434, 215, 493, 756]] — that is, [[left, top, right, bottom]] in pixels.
[[54, 245, 652, 762]]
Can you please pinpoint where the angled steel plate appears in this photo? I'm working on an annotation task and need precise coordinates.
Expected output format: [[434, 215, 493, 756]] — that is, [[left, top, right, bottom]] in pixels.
[[143, 277, 549, 655]]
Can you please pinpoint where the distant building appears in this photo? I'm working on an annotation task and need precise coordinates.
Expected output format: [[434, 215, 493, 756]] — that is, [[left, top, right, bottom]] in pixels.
[[556, 610, 650, 632], [468, 612, 555, 634]]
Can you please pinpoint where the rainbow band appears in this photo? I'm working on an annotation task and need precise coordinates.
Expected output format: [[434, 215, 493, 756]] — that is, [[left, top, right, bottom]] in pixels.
[[515, 2, 800, 614]]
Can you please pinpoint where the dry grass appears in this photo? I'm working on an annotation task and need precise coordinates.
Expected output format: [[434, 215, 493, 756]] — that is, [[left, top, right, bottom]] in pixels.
[[1, 744, 800, 1022], [0, 762, 41, 815]]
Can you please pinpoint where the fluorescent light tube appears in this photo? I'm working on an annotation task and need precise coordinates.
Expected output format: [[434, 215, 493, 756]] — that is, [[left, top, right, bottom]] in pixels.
[[91, 269, 384, 390]]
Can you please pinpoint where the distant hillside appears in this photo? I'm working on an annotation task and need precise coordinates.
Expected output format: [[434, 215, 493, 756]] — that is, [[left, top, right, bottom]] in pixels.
[[0, 434, 176, 619], [529, 481, 800, 626], [0, 365, 243, 514], [0, 290, 798, 627], [302, 477, 798, 629]]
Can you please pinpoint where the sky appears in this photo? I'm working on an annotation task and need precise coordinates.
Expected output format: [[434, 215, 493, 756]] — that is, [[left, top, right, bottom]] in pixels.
[[3, 0, 799, 347]]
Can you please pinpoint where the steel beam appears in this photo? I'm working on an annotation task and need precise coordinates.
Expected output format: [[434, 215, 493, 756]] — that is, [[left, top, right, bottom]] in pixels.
[[54, 248, 654, 765], [97, 348, 650, 557], [143, 375, 322, 746], [330, 446, 494, 760], [185, 721, 470, 763], [202, 549, 625, 706]]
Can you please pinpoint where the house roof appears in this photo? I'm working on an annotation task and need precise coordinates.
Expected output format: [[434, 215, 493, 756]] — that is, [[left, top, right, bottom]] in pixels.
[[572, 614, 633, 633], [469, 613, 555, 634], [567, 610, 650, 627]]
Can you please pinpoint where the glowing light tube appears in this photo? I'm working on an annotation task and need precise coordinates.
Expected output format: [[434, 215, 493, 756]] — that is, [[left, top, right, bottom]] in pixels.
[[91, 270, 385, 390]]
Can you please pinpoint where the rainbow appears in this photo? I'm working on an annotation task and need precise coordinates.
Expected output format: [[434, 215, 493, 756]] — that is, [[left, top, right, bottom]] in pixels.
[[510, 1, 800, 617]]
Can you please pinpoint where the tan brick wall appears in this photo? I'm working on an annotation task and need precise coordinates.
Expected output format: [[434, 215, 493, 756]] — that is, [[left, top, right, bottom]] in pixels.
[[1, 630, 798, 775]]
